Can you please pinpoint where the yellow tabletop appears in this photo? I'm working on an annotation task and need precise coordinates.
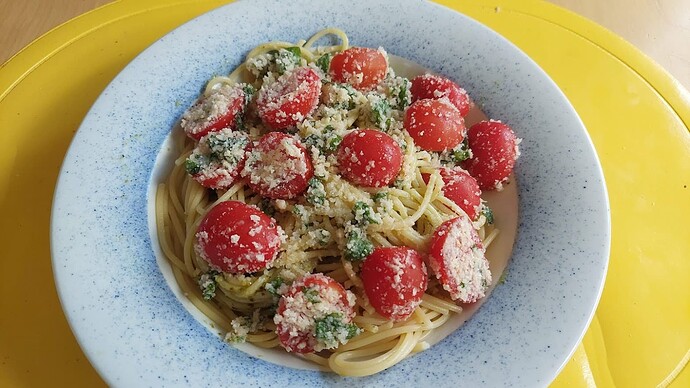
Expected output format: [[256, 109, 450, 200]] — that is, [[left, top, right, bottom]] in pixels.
[[1, 0, 688, 386]]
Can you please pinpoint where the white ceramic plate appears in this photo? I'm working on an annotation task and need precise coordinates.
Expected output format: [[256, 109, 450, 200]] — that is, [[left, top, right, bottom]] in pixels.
[[51, 0, 610, 386]]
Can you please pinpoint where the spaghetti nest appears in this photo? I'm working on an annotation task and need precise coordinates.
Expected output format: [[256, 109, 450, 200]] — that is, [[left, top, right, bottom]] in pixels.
[[156, 28, 498, 376]]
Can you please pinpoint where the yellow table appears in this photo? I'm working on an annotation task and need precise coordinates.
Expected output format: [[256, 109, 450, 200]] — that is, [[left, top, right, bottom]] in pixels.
[[1, 0, 688, 386]]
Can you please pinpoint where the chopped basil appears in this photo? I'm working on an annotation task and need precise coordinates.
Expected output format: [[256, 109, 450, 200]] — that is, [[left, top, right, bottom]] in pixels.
[[344, 228, 374, 261], [372, 191, 388, 201], [184, 158, 202, 175], [482, 204, 494, 225], [370, 99, 391, 130], [450, 139, 472, 163], [198, 270, 220, 300], [265, 277, 284, 296], [316, 53, 332, 73], [396, 78, 410, 110], [206, 133, 249, 162], [306, 177, 326, 206], [314, 312, 360, 347], [302, 286, 321, 304], [313, 228, 331, 246], [242, 84, 255, 106], [352, 201, 379, 226], [274, 47, 302, 74]]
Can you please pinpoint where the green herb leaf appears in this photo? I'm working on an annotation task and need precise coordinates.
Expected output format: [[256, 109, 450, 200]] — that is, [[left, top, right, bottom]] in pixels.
[[482, 204, 494, 225], [450, 138, 471, 162], [316, 53, 332, 73], [372, 191, 388, 201], [352, 201, 379, 225], [274, 47, 302, 74], [344, 228, 374, 261], [314, 313, 361, 347], [396, 78, 410, 110], [370, 99, 391, 130], [265, 277, 285, 296], [198, 270, 220, 300], [306, 177, 327, 206], [184, 158, 201, 175], [302, 286, 321, 304]]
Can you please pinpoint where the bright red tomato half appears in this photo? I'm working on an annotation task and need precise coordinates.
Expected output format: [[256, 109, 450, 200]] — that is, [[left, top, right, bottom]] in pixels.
[[462, 120, 519, 190], [410, 74, 471, 116], [275, 274, 355, 354], [181, 84, 248, 140], [257, 67, 321, 130], [242, 132, 314, 199], [329, 47, 388, 91], [428, 216, 491, 303], [439, 167, 482, 220], [404, 98, 465, 152], [360, 247, 428, 321], [195, 201, 282, 274], [337, 129, 403, 188], [186, 129, 251, 189]]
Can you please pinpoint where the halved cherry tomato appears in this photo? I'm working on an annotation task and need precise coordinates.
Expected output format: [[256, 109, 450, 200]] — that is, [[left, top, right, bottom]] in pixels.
[[242, 132, 314, 199], [404, 98, 465, 152], [275, 273, 356, 353], [181, 84, 248, 141], [257, 67, 321, 130], [438, 167, 482, 220], [329, 47, 388, 91], [410, 74, 471, 116], [428, 216, 491, 303], [195, 201, 282, 274], [462, 120, 519, 190], [360, 247, 428, 321], [337, 129, 403, 188], [185, 129, 251, 189]]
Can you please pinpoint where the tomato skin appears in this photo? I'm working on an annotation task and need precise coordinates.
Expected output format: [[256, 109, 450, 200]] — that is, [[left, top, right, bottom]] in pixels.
[[195, 201, 282, 274], [410, 74, 471, 116], [439, 167, 482, 220], [404, 98, 465, 151], [360, 247, 428, 321], [275, 274, 355, 354], [462, 120, 519, 190], [181, 84, 248, 141], [329, 47, 388, 91], [337, 129, 403, 188], [428, 217, 491, 303], [257, 67, 321, 130], [242, 132, 314, 199]]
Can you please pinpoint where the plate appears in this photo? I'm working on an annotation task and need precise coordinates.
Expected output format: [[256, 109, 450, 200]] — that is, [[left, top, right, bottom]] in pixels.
[[51, 0, 610, 386]]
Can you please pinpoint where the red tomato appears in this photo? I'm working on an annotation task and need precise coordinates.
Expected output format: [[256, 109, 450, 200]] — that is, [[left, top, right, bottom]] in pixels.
[[257, 67, 321, 130], [411, 74, 471, 116], [329, 47, 388, 91], [439, 167, 482, 220], [187, 129, 251, 189], [462, 120, 519, 190], [275, 274, 355, 353], [360, 247, 428, 321], [242, 132, 314, 199], [195, 201, 282, 274], [181, 84, 248, 141], [404, 99, 465, 151], [428, 216, 491, 303], [337, 129, 403, 188]]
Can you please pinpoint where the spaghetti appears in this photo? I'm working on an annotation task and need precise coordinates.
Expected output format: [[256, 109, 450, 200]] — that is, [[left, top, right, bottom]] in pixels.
[[155, 28, 517, 376]]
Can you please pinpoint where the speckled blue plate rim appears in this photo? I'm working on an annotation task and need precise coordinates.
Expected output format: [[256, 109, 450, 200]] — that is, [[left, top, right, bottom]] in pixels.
[[50, 0, 610, 387]]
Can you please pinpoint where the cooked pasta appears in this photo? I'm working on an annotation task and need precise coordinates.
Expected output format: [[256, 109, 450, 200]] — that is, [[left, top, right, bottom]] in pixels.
[[156, 28, 519, 377]]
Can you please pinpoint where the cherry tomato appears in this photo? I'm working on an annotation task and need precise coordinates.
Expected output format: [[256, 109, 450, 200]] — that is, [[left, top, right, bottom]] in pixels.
[[337, 129, 403, 188], [257, 67, 321, 130], [462, 120, 519, 190], [186, 129, 251, 189], [404, 98, 465, 152], [428, 216, 491, 303], [181, 84, 248, 141], [195, 201, 282, 274], [242, 132, 314, 199], [439, 167, 482, 220], [411, 74, 471, 116], [329, 47, 388, 91], [360, 247, 428, 321], [275, 274, 356, 353]]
